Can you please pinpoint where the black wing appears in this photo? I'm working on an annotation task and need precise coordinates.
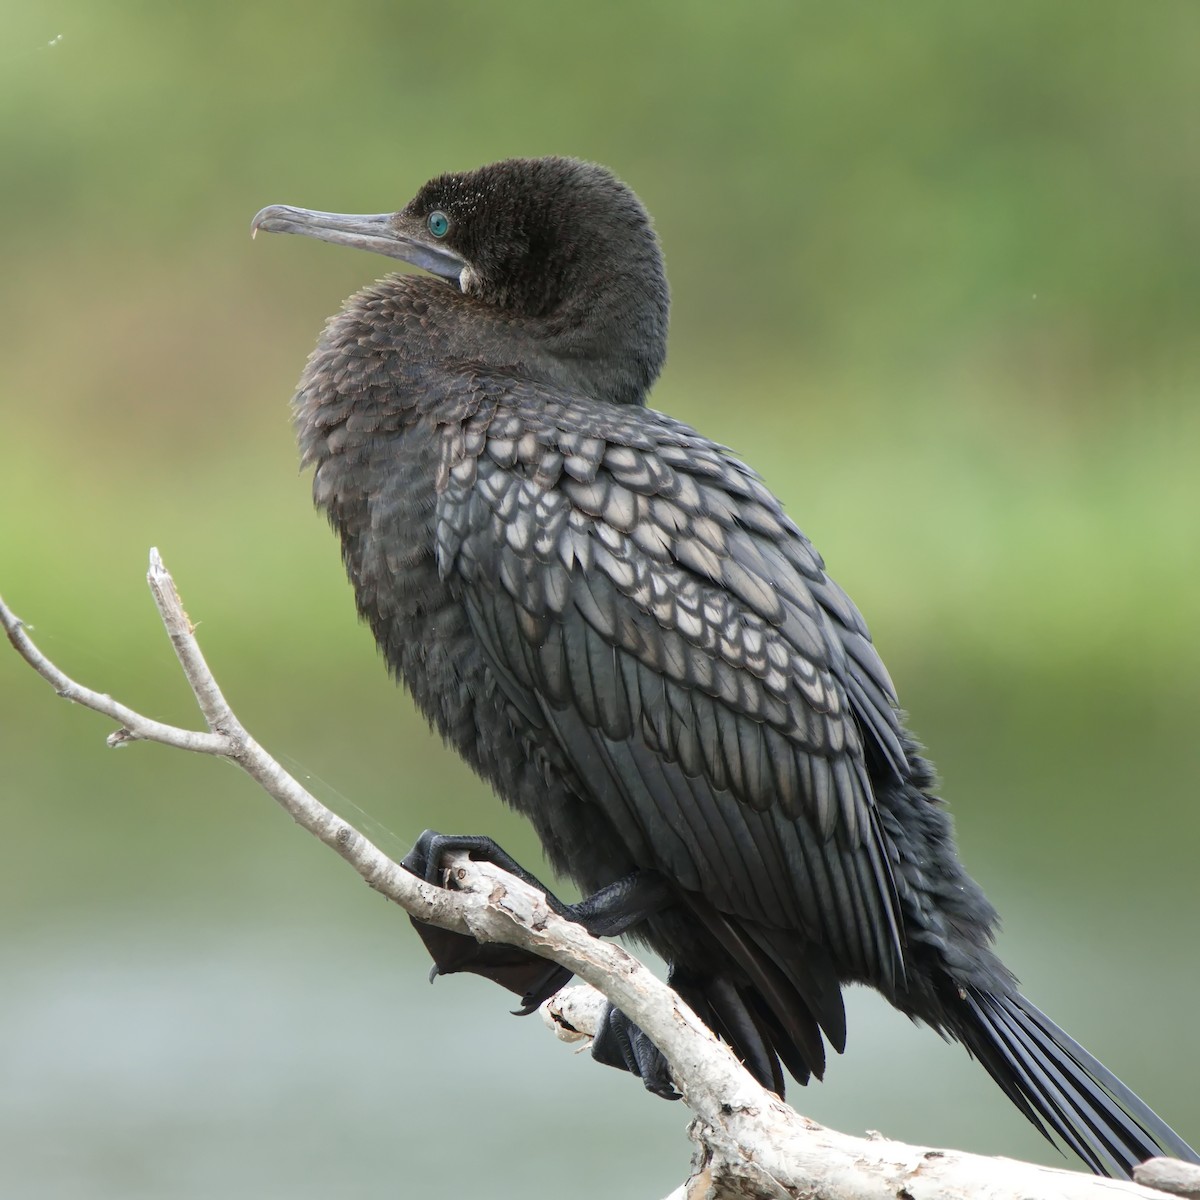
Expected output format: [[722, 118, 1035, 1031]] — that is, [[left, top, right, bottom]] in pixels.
[[434, 379, 912, 1066]]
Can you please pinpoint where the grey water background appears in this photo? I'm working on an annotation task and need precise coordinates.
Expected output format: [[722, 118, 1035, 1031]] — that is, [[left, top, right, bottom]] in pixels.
[[3, 4, 1199, 1196]]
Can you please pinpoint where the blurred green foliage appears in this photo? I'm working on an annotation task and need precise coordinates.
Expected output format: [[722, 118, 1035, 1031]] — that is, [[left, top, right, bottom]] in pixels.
[[1, 3, 1198, 1196]]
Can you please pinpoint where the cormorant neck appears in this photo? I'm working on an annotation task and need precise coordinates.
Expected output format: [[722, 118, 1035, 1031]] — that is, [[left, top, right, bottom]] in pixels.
[[529, 273, 668, 408], [388, 272, 667, 409]]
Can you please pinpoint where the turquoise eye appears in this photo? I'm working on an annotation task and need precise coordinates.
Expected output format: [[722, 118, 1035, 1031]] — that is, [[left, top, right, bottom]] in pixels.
[[427, 210, 450, 238]]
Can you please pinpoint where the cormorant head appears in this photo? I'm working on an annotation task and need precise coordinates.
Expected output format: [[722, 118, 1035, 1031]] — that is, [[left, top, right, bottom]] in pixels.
[[253, 157, 669, 406]]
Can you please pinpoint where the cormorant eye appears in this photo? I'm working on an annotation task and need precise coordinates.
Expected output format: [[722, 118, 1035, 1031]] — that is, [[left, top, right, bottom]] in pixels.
[[427, 210, 450, 238]]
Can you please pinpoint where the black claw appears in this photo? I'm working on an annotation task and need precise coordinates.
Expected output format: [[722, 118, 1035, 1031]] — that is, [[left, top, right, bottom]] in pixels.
[[511, 963, 576, 1015], [403, 829, 553, 892], [592, 1003, 679, 1100]]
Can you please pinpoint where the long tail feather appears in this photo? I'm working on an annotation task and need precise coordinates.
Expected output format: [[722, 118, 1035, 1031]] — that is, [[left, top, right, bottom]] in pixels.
[[958, 987, 1198, 1178]]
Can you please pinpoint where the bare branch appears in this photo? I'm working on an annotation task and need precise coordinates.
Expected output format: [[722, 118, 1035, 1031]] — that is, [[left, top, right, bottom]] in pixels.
[[145, 547, 239, 734], [1, 574, 230, 756], [3, 553, 1196, 1200], [1, 557, 465, 933], [1135, 1159, 1200, 1200]]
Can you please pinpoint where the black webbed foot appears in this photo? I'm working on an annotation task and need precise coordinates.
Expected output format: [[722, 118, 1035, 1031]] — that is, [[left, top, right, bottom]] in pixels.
[[592, 1003, 679, 1100], [402, 830, 571, 1014], [400, 830, 675, 1017]]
